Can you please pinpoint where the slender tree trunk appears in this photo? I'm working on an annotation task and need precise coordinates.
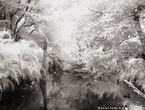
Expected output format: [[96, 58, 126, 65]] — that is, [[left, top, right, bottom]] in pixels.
[[40, 70, 47, 110], [40, 37, 48, 110]]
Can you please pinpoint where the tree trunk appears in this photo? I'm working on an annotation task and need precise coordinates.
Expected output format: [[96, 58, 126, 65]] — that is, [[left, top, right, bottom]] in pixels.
[[40, 37, 48, 110], [40, 74, 47, 110]]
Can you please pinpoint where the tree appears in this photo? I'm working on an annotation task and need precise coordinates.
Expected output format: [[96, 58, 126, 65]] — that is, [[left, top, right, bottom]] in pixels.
[[0, 0, 52, 43], [72, 0, 145, 92]]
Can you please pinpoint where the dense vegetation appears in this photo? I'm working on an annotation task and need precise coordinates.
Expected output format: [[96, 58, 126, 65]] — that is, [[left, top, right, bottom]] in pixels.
[[72, 0, 145, 92], [1, 0, 145, 110]]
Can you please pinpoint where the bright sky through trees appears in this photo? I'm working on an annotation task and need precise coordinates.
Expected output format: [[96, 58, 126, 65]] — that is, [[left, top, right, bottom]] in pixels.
[[44, 0, 91, 56]]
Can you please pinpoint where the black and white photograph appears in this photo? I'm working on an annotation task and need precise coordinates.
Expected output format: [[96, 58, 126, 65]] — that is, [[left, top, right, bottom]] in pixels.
[[0, 0, 145, 110]]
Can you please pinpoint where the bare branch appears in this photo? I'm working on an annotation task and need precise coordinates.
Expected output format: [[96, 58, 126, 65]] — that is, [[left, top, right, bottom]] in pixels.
[[15, 17, 27, 34], [80, 1, 103, 15], [87, 7, 103, 15], [10, 9, 20, 17], [28, 29, 35, 35], [13, 14, 25, 35], [124, 79, 145, 98], [14, 0, 31, 35]]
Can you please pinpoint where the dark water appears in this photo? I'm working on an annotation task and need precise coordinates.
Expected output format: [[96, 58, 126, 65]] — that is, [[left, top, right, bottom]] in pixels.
[[0, 83, 42, 110], [1, 73, 145, 110]]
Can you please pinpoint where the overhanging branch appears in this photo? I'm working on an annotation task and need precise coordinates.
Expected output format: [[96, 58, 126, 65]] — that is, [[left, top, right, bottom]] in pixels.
[[124, 79, 145, 98]]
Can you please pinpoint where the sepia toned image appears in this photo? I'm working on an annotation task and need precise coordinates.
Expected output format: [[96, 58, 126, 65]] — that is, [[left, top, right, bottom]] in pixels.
[[0, 0, 145, 110]]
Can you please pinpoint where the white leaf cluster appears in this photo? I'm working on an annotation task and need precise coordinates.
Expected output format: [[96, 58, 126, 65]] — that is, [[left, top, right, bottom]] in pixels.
[[0, 39, 44, 84]]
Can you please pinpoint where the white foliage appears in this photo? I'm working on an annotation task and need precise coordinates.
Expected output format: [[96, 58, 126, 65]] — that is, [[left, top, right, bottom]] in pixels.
[[0, 39, 44, 83], [123, 35, 141, 45]]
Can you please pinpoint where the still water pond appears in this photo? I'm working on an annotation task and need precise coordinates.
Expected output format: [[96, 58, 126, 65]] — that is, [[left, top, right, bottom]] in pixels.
[[0, 73, 145, 110]]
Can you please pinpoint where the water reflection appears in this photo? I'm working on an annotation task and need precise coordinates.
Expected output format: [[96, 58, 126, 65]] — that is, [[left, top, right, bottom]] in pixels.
[[0, 83, 42, 110], [1, 73, 145, 110]]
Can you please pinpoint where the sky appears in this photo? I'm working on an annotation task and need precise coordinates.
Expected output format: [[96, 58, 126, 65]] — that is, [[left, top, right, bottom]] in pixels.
[[41, 0, 91, 57]]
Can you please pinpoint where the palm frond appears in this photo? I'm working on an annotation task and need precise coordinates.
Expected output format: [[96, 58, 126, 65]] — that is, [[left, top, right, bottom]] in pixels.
[[0, 77, 15, 93], [0, 39, 46, 92]]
